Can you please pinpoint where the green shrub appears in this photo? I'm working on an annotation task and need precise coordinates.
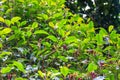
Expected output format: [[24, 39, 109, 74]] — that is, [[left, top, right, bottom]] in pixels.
[[0, 0, 120, 80]]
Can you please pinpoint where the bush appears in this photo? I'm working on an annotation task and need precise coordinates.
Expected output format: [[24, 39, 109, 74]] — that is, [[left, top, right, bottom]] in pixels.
[[0, 0, 120, 80]]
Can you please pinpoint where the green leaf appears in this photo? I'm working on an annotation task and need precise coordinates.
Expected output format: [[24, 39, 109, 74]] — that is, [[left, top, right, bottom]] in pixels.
[[53, 13, 62, 18], [108, 25, 114, 32], [11, 17, 21, 24], [13, 61, 25, 73], [49, 22, 54, 28], [99, 28, 108, 37], [1, 67, 12, 74], [87, 62, 98, 72], [88, 21, 95, 32], [110, 30, 117, 41], [38, 70, 44, 78], [0, 52, 12, 58], [0, 43, 3, 48], [96, 34, 103, 45], [20, 21, 27, 26], [58, 56, 68, 62], [0, 17, 5, 22], [60, 66, 69, 77], [26, 31, 32, 37], [65, 36, 78, 44], [109, 74, 115, 80], [32, 22, 38, 29], [34, 30, 49, 35], [2, 28, 11, 34], [50, 72, 61, 79], [43, 14, 48, 20], [5, 19, 11, 26], [88, 21, 94, 28], [46, 35, 58, 42], [58, 29, 65, 37], [117, 38, 120, 48]]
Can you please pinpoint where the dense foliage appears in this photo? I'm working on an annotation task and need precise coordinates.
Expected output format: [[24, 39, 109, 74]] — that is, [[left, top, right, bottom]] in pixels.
[[0, 0, 120, 80], [65, 0, 120, 30]]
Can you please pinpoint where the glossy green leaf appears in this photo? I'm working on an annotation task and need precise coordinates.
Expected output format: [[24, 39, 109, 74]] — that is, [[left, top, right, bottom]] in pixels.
[[0, 28, 12, 35], [1, 67, 12, 74]]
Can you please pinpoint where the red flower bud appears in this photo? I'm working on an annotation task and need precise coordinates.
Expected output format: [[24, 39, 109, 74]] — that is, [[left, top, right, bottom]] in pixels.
[[63, 44, 67, 50], [90, 72, 97, 79], [7, 74, 12, 80], [78, 78, 82, 80]]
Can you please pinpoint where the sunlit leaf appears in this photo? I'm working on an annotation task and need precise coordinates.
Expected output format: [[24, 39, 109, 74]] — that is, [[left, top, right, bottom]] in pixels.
[[65, 36, 78, 44], [47, 35, 58, 42], [60, 66, 69, 77], [87, 62, 98, 72], [0, 52, 12, 58], [1, 28, 12, 35], [49, 22, 54, 28], [32, 22, 38, 28], [34, 30, 49, 35], [58, 56, 68, 62], [99, 28, 108, 37], [38, 70, 44, 78], [58, 29, 65, 37], [43, 14, 48, 20], [11, 17, 21, 24], [108, 25, 114, 32], [1, 67, 12, 74], [96, 34, 103, 45], [0, 43, 3, 48], [5, 19, 11, 26], [13, 61, 25, 73], [0, 17, 5, 22]]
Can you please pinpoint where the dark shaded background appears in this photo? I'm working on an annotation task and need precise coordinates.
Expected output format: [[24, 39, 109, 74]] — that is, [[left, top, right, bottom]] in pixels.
[[65, 0, 120, 31]]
